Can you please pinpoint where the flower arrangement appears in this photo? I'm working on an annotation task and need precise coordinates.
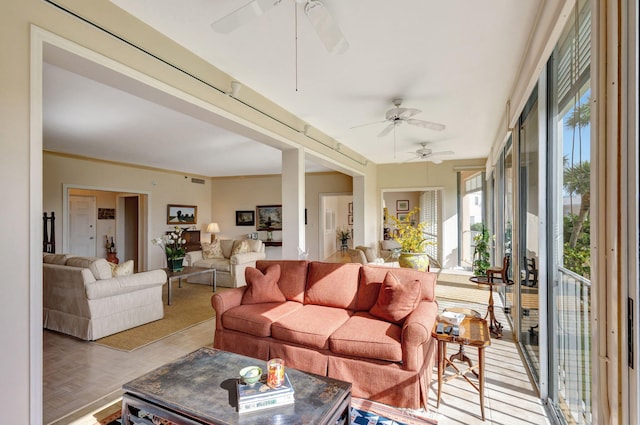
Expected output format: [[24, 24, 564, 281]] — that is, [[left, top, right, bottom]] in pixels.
[[152, 226, 187, 260], [389, 207, 431, 253], [337, 227, 351, 242]]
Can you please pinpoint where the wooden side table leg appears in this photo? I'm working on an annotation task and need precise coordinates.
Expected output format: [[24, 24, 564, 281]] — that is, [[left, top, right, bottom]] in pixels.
[[437, 340, 445, 408], [478, 346, 485, 421]]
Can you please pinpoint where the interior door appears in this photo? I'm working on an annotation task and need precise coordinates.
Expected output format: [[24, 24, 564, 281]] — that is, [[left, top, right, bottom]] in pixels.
[[69, 195, 97, 257]]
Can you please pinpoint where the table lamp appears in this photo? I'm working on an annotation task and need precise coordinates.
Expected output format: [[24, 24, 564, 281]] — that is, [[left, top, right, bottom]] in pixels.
[[206, 222, 220, 241]]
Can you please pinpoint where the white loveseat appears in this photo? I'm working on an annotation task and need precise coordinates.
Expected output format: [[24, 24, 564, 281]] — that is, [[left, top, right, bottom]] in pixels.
[[184, 239, 266, 288], [43, 254, 166, 341]]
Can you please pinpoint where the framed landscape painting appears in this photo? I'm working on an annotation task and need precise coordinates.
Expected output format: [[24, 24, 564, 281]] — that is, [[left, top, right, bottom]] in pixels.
[[167, 204, 197, 225], [256, 205, 282, 230]]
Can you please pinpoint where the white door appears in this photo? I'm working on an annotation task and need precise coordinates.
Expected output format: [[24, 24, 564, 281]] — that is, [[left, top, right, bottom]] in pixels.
[[69, 195, 97, 257]]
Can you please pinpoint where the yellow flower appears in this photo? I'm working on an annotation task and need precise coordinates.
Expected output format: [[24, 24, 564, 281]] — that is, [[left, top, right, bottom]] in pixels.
[[389, 207, 432, 253]]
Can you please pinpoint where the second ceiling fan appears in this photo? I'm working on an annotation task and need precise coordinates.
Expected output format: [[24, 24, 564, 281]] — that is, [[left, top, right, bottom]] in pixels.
[[353, 98, 446, 137], [211, 0, 349, 55]]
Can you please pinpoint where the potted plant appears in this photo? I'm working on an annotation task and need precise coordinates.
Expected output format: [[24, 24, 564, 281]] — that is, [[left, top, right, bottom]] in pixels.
[[336, 227, 351, 251], [152, 226, 187, 272], [389, 207, 432, 271]]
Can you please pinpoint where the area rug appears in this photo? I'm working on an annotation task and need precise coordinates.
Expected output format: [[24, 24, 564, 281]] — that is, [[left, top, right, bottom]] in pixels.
[[94, 397, 438, 424], [94, 282, 219, 351]]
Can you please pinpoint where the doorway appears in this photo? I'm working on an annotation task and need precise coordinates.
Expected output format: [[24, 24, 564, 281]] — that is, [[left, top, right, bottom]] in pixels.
[[68, 195, 97, 257]]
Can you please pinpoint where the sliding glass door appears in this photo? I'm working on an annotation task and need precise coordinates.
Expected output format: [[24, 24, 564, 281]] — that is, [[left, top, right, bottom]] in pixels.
[[547, 0, 592, 422]]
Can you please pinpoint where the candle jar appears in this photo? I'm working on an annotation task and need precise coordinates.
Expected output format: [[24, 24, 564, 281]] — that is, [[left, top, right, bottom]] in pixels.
[[266, 358, 285, 388]]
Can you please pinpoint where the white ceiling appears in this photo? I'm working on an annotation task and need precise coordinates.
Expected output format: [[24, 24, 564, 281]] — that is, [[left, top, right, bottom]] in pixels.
[[43, 0, 542, 177]]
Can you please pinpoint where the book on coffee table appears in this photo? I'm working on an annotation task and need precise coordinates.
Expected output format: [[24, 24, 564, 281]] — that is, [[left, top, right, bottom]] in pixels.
[[237, 373, 295, 413]]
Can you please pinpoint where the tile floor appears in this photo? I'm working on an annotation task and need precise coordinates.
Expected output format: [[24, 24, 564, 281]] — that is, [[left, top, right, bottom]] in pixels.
[[44, 265, 552, 425]]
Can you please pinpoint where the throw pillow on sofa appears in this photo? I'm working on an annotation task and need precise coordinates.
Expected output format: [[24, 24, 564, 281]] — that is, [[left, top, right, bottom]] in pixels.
[[202, 241, 224, 259], [369, 271, 422, 324], [109, 259, 134, 277], [242, 264, 286, 305], [231, 240, 250, 255]]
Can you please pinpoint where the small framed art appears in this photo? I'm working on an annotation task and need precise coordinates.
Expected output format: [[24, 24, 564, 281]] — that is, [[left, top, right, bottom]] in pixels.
[[396, 200, 409, 212], [236, 210, 255, 226]]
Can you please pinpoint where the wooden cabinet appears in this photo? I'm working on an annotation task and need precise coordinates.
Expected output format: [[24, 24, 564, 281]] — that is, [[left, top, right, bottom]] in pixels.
[[167, 229, 201, 252]]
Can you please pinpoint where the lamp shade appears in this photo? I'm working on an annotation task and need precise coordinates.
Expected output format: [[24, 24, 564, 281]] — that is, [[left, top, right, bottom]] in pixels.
[[206, 222, 220, 234]]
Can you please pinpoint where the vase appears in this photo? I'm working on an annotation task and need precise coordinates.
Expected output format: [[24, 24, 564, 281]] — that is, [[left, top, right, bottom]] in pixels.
[[398, 253, 430, 272], [167, 257, 185, 272]]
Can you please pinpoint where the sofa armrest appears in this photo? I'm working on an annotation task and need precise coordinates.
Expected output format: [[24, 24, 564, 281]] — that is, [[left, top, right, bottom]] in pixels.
[[230, 251, 266, 265], [85, 269, 167, 300], [185, 250, 203, 266], [211, 287, 246, 331], [401, 301, 439, 371]]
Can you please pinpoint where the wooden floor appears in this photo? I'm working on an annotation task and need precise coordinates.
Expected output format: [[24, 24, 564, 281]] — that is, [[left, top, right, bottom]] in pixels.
[[44, 254, 551, 425]]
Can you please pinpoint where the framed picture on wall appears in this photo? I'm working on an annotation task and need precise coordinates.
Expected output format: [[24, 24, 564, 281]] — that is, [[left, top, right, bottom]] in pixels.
[[348, 202, 353, 213], [236, 210, 255, 226], [256, 205, 282, 230], [348, 215, 353, 225], [167, 204, 197, 225], [397, 213, 408, 222], [396, 200, 409, 211]]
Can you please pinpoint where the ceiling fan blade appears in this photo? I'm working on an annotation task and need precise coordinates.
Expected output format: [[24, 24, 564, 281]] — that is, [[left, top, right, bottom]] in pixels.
[[397, 108, 421, 119], [349, 119, 386, 130], [407, 118, 446, 131], [377, 123, 396, 137], [211, 0, 283, 33], [428, 158, 443, 164], [304, 0, 349, 55]]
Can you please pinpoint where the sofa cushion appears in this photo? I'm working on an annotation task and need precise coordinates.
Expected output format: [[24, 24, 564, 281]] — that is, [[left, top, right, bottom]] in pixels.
[[242, 265, 286, 305], [357, 265, 437, 310], [330, 311, 402, 362], [369, 272, 421, 325], [110, 260, 134, 277], [356, 246, 378, 263], [222, 302, 302, 338], [304, 262, 360, 310], [245, 239, 263, 253], [220, 239, 235, 258], [272, 304, 352, 350], [43, 253, 73, 265], [202, 241, 223, 259], [232, 240, 250, 255], [193, 258, 231, 272], [256, 260, 308, 303], [65, 257, 113, 280]]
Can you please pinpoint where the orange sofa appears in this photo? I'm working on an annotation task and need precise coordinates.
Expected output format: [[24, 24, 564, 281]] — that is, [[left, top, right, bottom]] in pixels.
[[211, 260, 438, 409]]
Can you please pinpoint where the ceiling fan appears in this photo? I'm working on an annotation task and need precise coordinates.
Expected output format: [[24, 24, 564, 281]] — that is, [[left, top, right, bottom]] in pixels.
[[352, 98, 446, 137], [405, 143, 454, 164], [211, 0, 349, 55]]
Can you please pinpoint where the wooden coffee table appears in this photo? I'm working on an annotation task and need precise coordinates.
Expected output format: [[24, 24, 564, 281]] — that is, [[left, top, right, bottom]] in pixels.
[[432, 314, 491, 420], [121, 347, 352, 425], [164, 266, 216, 305]]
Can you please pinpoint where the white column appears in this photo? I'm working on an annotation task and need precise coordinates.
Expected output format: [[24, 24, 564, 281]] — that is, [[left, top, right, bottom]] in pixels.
[[281, 148, 305, 259]]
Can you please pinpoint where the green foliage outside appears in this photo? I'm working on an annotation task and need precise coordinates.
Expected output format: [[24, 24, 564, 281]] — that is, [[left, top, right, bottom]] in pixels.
[[472, 224, 491, 276]]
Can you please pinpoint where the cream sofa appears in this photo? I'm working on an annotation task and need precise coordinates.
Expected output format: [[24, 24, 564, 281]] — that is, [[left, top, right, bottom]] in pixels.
[[185, 239, 266, 288], [43, 254, 167, 341]]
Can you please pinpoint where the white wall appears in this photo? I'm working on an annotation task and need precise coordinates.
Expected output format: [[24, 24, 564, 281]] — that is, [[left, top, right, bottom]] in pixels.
[[44, 152, 213, 270]]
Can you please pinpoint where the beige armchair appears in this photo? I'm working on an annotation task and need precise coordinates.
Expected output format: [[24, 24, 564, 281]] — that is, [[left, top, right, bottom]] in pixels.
[[348, 245, 384, 264], [379, 239, 401, 262]]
